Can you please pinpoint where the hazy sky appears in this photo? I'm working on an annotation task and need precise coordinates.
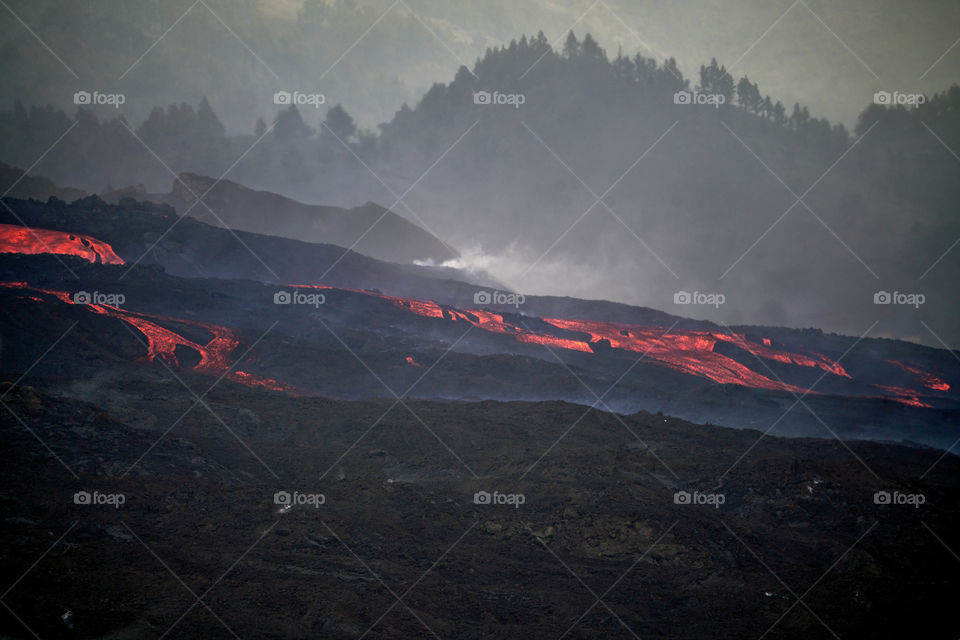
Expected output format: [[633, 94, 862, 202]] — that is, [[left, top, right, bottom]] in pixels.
[[268, 0, 960, 127], [2, 0, 957, 130]]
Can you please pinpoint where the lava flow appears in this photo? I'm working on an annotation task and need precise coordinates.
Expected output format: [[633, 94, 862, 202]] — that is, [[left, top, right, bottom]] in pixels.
[[0, 282, 288, 392], [277, 284, 949, 404], [0, 224, 124, 264], [874, 384, 931, 408], [295, 285, 834, 392], [544, 318, 813, 393], [383, 293, 949, 405], [887, 359, 950, 392]]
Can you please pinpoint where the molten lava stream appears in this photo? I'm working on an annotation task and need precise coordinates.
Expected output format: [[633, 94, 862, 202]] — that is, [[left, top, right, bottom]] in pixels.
[[543, 318, 811, 393], [0, 281, 290, 392], [886, 360, 950, 392], [713, 333, 850, 378], [0, 224, 124, 264], [874, 385, 931, 408]]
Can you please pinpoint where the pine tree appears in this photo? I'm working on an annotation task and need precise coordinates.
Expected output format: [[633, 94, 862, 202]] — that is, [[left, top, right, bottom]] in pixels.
[[563, 31, 579, 59]]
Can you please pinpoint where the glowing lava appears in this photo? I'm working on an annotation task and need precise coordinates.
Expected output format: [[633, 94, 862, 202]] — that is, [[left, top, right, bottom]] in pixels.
[[886, 360, 950, 392], [1, 282, 289, 391], [543, 318, 811, 392], [0, 224, 124, 264], [874, 385, 931, 408], [284, 285, 594, 353], [287, 285, 849, 392], [13, 274, 942, 405]]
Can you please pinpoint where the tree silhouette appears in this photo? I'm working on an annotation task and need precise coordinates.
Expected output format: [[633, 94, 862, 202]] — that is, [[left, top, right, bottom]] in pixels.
[[323, 104, 357, 142], [563, 31, 580, 59]]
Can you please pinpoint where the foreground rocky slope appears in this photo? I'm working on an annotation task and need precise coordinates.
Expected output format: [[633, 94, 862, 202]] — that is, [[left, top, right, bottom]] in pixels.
[[1, 378, 957, 639]]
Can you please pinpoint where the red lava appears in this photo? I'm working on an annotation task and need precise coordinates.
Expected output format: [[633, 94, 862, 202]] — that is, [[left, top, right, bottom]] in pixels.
[[886, 359, 950, 392], [874, 384, 931, 408], [285, 284, 942, 401], [3, 278, 949, 405], [0, 224, 124, 264], [0, 282, 289, 392], [543, 318, 811, 393]]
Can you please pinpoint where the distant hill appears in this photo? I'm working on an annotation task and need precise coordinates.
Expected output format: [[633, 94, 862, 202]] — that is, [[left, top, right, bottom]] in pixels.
[[0, 161, 86, 202], [0, 0, 956, 129], [101, 173, 457, 265]]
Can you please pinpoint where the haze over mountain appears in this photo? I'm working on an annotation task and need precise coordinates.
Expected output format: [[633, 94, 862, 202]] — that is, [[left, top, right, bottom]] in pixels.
[[1, 0, 957, 128], [2, 25, 957, 346], [102, 172, 457, 264]]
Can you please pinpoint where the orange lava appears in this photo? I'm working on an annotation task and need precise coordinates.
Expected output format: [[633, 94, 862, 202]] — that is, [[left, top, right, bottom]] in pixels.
[[229, 370, 288, 391], [874, 384, 932, 408], [0, 224, 123, 264], [448, 309, 593, 352], [713, 333, 850, 378], [515, 333, 594, 353], [886, 360, 950, 392], [287, 284, 848, 392], [384, 295, 446, 319], [0, 282, 290, 392], [543, 318, 814, 393], [20, 276, 939, 404]]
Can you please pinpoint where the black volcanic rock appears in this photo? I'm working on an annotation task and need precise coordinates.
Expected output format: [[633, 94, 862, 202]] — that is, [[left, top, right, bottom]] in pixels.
[[0, 196, 493, 300], [0, 380, 957, 639], [591, 337, 613, 353]]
